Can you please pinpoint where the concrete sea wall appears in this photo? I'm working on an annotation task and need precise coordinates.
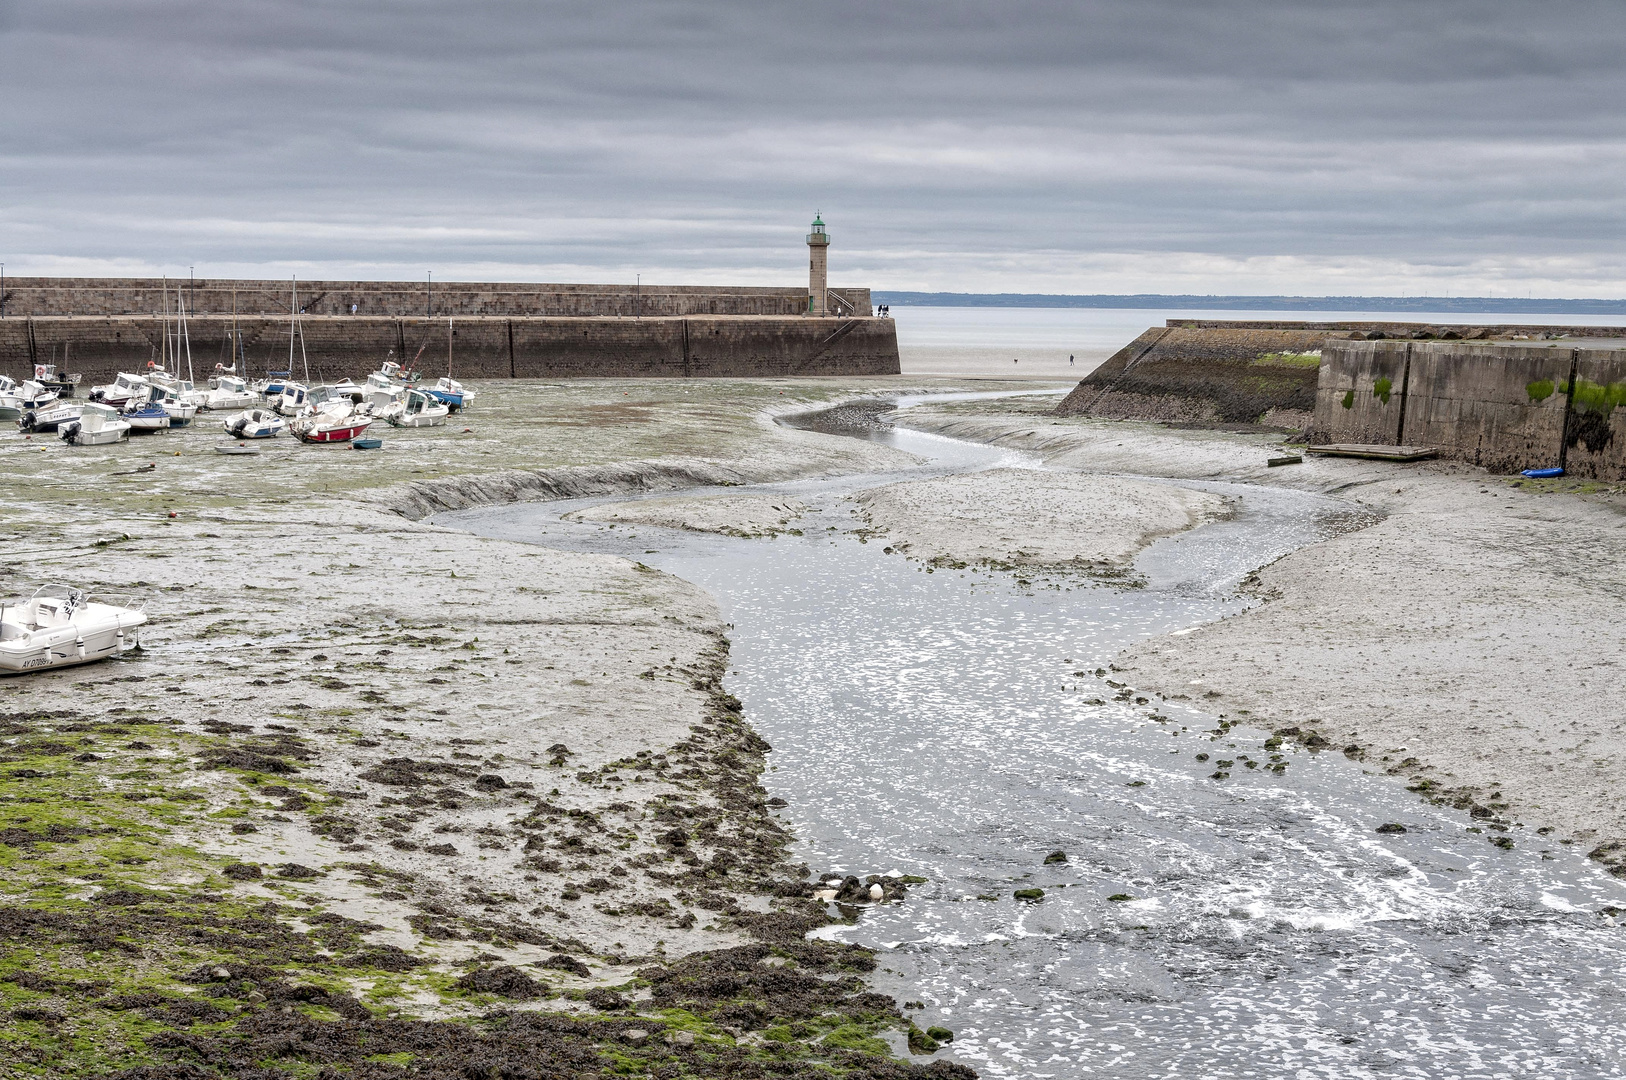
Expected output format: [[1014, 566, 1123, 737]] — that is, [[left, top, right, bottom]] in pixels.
[[0, 277, 871, 319], [0, 314, 901, 384], [1056, 325, 1343, 427], [1311, 340, 1626, 479]]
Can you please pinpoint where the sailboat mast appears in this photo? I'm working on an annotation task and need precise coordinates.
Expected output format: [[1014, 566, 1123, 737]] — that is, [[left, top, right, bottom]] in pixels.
[[289, 277, 297, 378], [180, 287, 194, 383]]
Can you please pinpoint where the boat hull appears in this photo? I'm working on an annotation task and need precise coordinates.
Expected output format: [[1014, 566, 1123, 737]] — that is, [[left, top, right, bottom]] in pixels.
[[297, 420, 373, 443], [0, 605, 145, 675]]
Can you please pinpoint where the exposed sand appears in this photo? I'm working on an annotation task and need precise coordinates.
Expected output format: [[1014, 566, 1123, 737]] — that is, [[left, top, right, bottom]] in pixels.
[[568, 494, 810, 537], [895, 400, 1626, 866], [854, 467, 1233, 569]]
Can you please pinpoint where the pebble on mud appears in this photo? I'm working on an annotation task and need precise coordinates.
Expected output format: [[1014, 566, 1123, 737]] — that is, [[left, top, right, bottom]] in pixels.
[[1375, 823, 1408, 834], [1043, 850, 1068, 864], [1013, 888, 1044, 901]]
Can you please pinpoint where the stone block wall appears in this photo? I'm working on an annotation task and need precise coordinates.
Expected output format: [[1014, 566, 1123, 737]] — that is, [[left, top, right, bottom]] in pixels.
[[1312, 340, 1626, 479], [0, 315, 900, 384], [0, 277, 872, 319]]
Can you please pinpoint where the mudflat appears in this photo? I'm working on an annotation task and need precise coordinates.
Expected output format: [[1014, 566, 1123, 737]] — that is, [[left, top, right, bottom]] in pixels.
[[895, 397, 1626, 869], [0, 377, 990, 1078], [853, 467, 1233, 570]]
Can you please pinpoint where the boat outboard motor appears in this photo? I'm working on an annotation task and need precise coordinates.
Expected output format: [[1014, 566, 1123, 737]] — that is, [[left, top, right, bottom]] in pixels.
[[87, 389, 105, 403], [20, 409, 37, 433], [59, 420, 80, 443]]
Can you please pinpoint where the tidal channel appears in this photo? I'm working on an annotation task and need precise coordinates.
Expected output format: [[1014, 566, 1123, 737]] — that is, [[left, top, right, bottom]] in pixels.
[[441, 398, 1626, 1079]]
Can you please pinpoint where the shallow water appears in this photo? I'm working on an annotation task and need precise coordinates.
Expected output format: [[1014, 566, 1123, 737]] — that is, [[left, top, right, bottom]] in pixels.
[[442, 408, 1626, 1080]]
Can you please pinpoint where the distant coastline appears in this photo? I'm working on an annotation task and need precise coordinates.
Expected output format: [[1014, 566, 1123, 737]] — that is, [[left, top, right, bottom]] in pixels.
[[873, 291, 1626, 315]]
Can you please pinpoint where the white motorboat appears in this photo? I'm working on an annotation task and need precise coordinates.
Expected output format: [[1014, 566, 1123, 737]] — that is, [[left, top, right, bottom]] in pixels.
[[0, 377, 20, 422], [362, 361, 412, 409], [0, 585, 146, 674], [145, 384, 197, 427], [222, 408, 286, 439], [59, 403, 131, 445], [380, 388, 450, 428], [202, 375, 258, 411], [424, 376, 477, 412], [17, 379, 60, 411], [272, 382, 310, 416], [289, 402, 373, 443], [20, 401, 84, 433], [88, 372, 152, 409]]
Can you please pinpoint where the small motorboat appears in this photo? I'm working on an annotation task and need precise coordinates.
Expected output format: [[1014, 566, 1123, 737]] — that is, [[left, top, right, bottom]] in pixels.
[[145, 384, 197, 427], [87, 372, 151, 410], [0, 585, 146, 675], [59, 403, 132, 446], [122, 399, 173, 434], [290, 406, 373, 444], [272, 382, 310, 416], [21, 401, 85, 434], [352, 436, 383, 450], [424, 376, 477, 412], [222, 408, 286, 439], [381, 388, 450, 428], [0, 377, 20, 423], [32, 364, 81, 398], [202, 375, 258, 411], [17, 379, 60, 411], [362, 361, 413, 409], [215, 443, 261, 456]]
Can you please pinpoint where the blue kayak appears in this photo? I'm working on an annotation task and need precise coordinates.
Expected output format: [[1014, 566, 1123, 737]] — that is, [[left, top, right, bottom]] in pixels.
[[1521, 467, 1564, 478]]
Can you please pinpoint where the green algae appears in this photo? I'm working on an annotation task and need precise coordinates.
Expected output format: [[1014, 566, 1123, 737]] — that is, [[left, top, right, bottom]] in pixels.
[[1341, 389, 1355, 410], [1372, 377, 1393, 404]]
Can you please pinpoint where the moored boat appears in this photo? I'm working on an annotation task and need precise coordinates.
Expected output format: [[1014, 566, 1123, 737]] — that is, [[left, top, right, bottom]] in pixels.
[[59, 403, 131, 445], [202, 375, 257, 411], [222, 408, 286, 439], [290, 407, 372, 444], [381, 388, 450, 428], [424, 375, 476, 412], [0, 585, 146, 675], [87, 372, 152, 410], [21, 401, 84, 433], [122, 399, 173, 433]]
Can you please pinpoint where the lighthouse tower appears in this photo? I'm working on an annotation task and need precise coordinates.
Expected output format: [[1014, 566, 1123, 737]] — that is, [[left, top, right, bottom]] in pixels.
[[806, 213, 829, 315]]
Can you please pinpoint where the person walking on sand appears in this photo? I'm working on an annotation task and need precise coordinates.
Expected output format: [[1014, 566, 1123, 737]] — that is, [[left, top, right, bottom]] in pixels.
[[1069, 354, 1074, 365]]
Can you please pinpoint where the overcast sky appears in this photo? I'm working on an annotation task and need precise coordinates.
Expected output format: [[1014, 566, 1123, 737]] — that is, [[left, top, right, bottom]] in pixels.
[[4, 0, 1626, 295]]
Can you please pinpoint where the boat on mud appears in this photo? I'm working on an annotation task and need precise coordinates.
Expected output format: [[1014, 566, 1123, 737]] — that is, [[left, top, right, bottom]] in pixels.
[[381, 388, 450, 427], [145, 383, 198, 427], [424, 376, 476, 412], [202, 375, 258, 411], [222, 408, 286, 439], [292, 410, 373, 443], [59, 403, 131, 445], [122, 398, 174, 434], [0, 585, 146, 675], [87, 372, 152, 410], [20, 400, 85, 434]]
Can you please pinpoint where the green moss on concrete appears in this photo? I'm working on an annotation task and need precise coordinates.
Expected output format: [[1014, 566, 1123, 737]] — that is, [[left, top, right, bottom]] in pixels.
[[1372, 377, 1393, 404], [1527, 379, 1556, 403], [1341, 389, 1355, 410]]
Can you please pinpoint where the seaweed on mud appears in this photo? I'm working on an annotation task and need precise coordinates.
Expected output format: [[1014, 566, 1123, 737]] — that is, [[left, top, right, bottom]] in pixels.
[[356, 756, 477, 787], [454, 964, 549, 1000]]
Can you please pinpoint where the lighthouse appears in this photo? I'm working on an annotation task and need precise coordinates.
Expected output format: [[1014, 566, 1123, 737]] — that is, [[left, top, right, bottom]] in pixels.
[[806, 213, 829, 315]]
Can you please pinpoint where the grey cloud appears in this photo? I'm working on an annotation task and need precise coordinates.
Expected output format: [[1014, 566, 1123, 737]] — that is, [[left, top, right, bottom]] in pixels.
[[5, 1, 1626, 292]]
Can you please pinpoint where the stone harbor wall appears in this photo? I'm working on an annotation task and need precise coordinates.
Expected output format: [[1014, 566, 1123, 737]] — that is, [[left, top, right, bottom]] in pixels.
[[0, 314, 901, 384], [0, 277, 871, 319], [1310, 340, 1626, 479], [1055, 325, 1342, 428], [1056, 319, 1626, 471]]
